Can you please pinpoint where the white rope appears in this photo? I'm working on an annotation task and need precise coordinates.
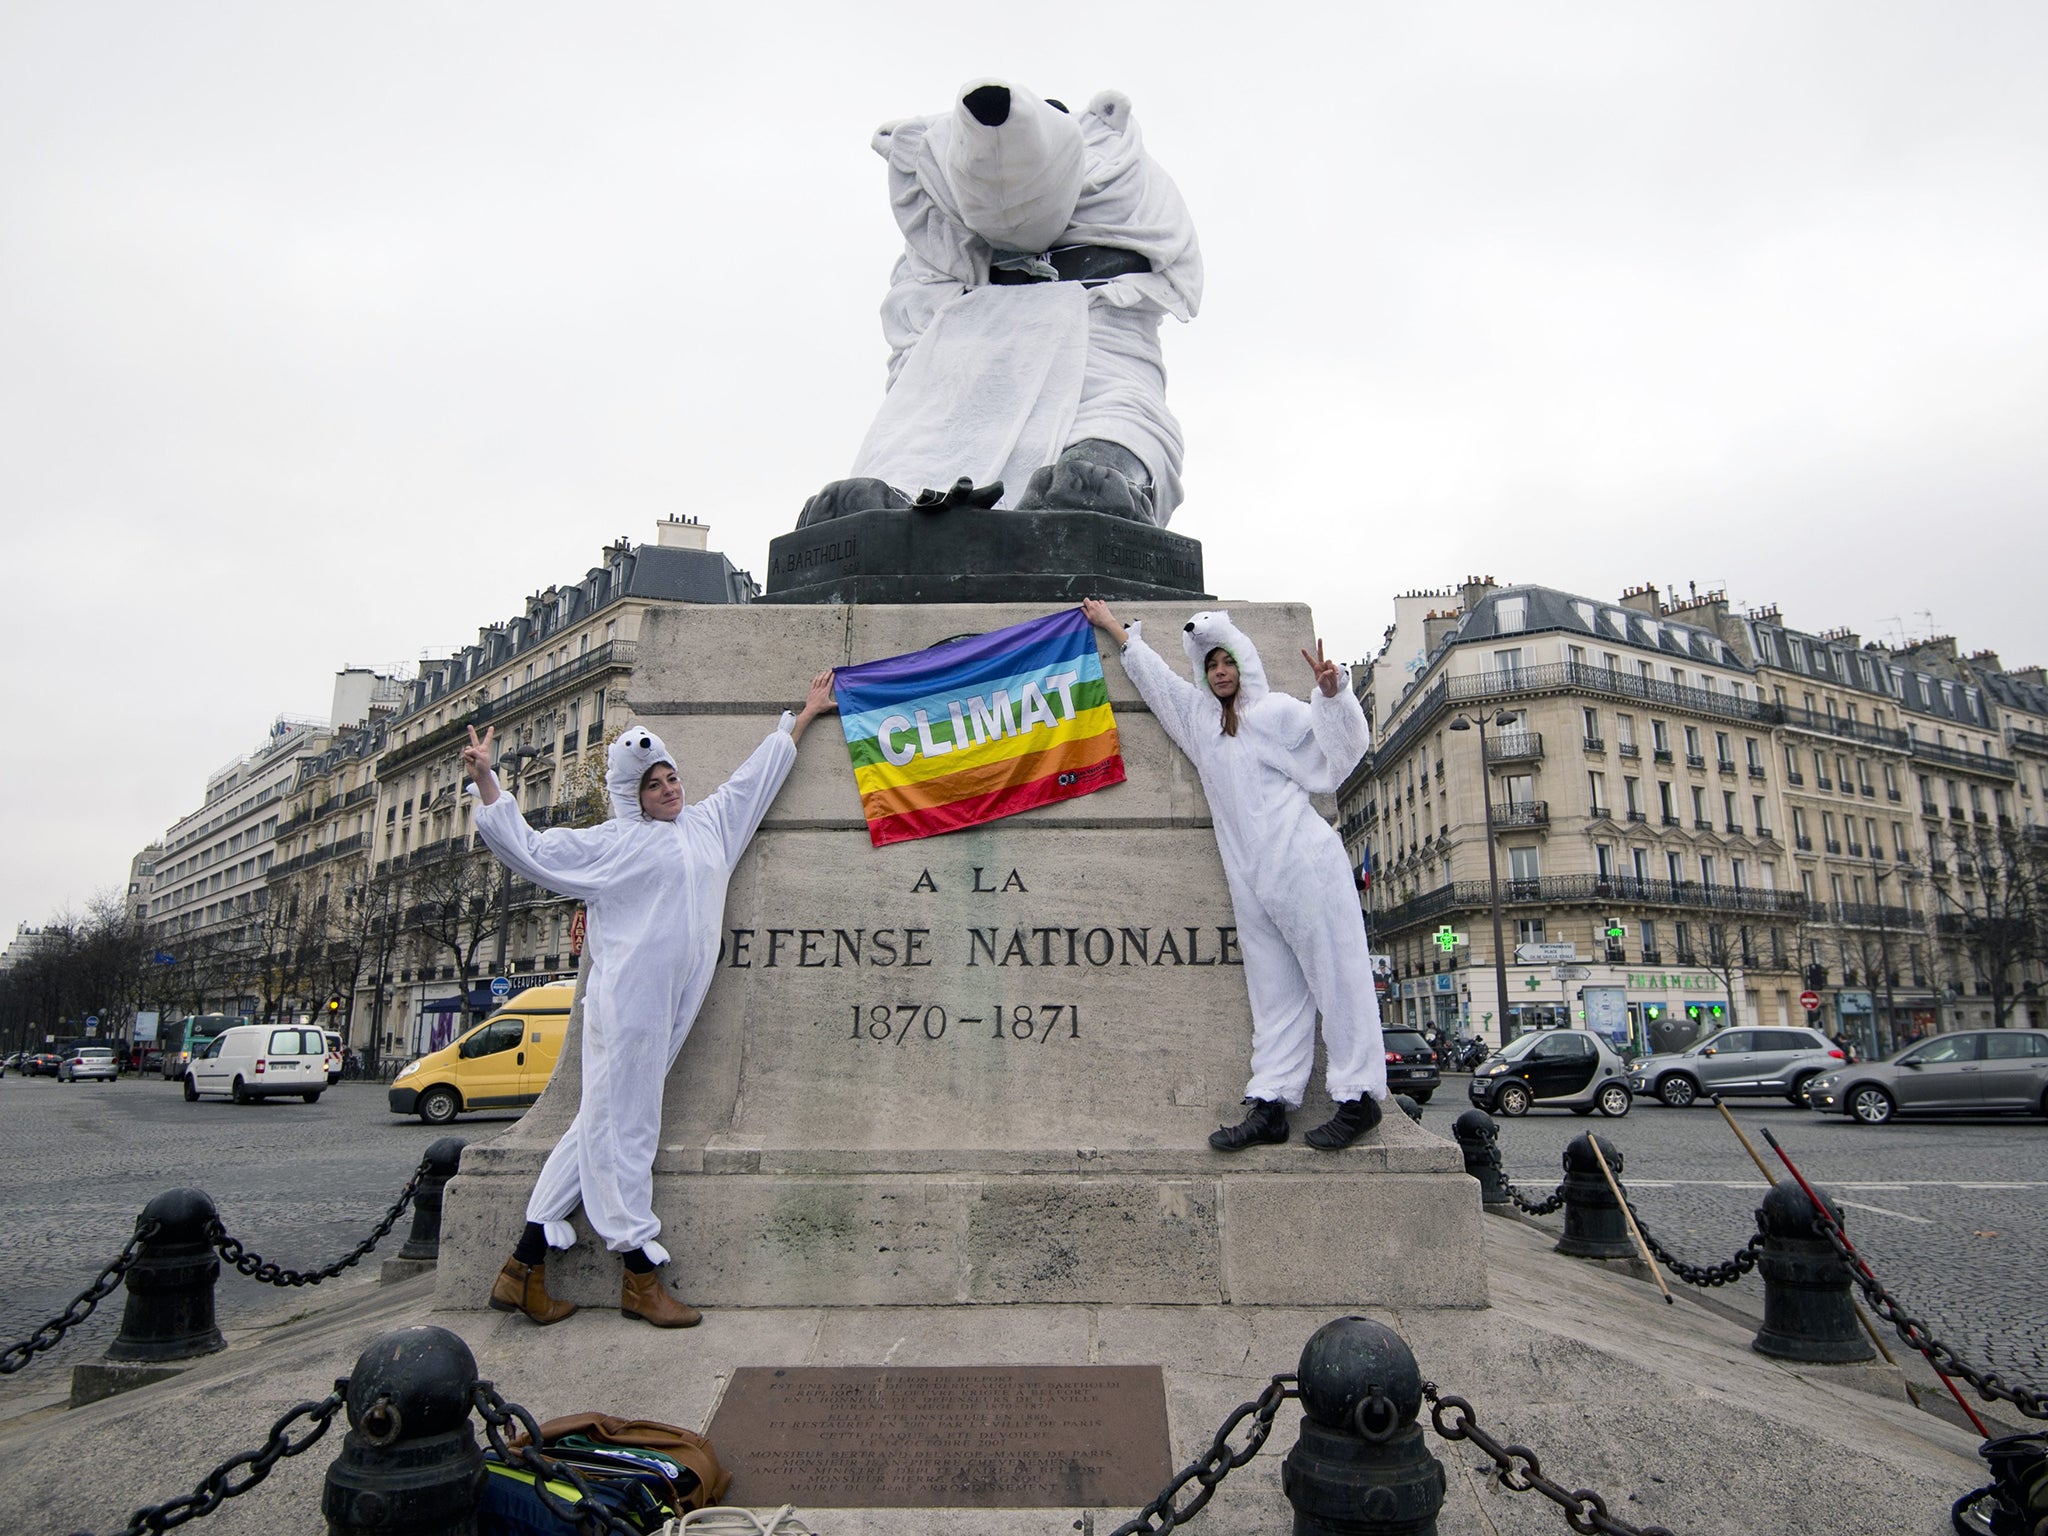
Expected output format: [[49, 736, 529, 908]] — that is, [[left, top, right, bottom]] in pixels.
[[663, 1506, 814, 1536]]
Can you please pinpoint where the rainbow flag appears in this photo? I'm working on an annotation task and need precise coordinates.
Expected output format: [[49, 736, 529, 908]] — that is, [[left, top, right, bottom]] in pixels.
[[836, 607, 1126, 846]]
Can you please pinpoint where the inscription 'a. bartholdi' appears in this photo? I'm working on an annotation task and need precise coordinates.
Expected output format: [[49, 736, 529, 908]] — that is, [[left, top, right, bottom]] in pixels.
[[718, 924, 1241, 969]]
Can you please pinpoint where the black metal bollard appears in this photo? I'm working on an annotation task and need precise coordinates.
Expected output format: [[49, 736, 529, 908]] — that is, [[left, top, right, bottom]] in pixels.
[[1281, 1316, 1446, 1536], [1450, 1110, 1512, 1209], [396, 1138, 467, 1263], [1750, 1181, 1874, 1363], [1392, 1094, 1424, 1124], [323, 1325, 488, 1535], [105, 1189, 226, 1363], [1553, 1134, 1634, 1260]]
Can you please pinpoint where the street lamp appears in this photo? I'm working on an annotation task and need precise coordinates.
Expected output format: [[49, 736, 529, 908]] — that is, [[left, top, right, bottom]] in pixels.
[[1449, 709, 1516, 1044]]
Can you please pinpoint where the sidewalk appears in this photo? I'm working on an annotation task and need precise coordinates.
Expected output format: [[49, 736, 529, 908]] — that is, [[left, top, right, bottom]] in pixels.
[[0, 1213, 1999, 1536]]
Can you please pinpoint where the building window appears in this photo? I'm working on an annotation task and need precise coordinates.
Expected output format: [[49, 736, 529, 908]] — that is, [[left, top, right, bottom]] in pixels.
[[1640, 919, 1658, 956], [1666, 851, 1684, 885], [1632, 848, 1651, 882], [1496, 597, 1527, 633], [1596, 843, 1615, 879], [1625, 777, 1642, 814], [1731, 858, 1747, 890], [1754, 795, 1770, 835], [1515, 917, 1546, 945], [1589, 771, 1607, 813], [1746, 737, 1764, 771]]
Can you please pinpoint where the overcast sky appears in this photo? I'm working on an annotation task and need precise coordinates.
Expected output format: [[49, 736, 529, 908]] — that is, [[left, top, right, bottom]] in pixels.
[[4, 2, 2045, 940]]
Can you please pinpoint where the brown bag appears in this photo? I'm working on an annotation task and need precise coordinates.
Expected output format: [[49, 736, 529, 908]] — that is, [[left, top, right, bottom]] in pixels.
[[512, 1412, 731, 1512]]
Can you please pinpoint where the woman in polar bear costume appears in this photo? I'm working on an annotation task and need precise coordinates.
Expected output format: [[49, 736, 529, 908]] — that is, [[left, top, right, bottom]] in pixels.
[[1082, 600, 1389, 1149], [461, 674, 834, 1327]]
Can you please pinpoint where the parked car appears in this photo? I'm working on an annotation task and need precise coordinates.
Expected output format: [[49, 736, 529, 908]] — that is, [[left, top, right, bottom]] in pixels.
[[183, 1024, 329, 1104], [324, 1031, 345, 1085], [0, 1050, 17, 1075], [389, 985, 573, 1125], [1802, 1029, 2048, 1125], [1382, 1027, 1441, 1103], [1628, 1026, 1846, 1108], [1467, 1029, 1632, 1117], [57, 1047, 119, 1083]]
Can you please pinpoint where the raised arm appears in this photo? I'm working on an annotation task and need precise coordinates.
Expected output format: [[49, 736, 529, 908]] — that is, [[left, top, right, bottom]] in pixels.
[[1082, 599, 1208, 757], [699, 671, 835, 867], [1302, 641, 1371, 789], [468, 781, 621, 903]]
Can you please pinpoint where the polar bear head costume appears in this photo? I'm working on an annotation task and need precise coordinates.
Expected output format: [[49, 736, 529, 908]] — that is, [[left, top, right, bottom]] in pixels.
[[605, 726, 677, 822], [1181, 610, 1269, 705]]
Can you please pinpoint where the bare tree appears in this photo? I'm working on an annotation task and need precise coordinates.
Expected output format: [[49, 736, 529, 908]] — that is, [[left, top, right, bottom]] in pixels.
[[402, 842, 503, 1030], [1933, 824, 2046, 1029]]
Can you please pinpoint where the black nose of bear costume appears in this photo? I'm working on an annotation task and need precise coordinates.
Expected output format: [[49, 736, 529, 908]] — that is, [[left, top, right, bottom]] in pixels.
[[1185, 622, 1196, 633], [962, 84, 1011, 127]]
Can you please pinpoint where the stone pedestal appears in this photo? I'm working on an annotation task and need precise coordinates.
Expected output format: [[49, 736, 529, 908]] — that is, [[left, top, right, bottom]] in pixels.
[[761, 508, 1209, 604], [438, 601, 1486, 1311]]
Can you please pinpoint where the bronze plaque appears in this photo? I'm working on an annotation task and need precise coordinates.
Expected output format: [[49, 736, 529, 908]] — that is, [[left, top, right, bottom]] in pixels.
[[704, 1364, 1172, 1508]]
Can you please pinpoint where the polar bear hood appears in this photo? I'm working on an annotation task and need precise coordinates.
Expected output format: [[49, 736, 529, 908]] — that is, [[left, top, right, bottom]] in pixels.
[[1181, 610, 1271, 707], [605, 725, 677, 823]]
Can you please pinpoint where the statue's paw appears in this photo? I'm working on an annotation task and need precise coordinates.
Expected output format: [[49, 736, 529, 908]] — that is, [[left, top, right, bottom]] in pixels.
[[1016, 459, 1154, 522], [797, 478, 911, 528], [1014, 439, 1157, 522], [910, 477, 1004, 513]]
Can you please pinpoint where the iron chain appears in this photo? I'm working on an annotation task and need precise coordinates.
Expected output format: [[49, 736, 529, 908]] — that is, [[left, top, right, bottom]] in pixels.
[[1627, 1206, 1765, 1289], [1804, 1205, 2047, 1421], [209, 1155, 427, 1287], [70, 1388, 347, 1534], [1509, 1179, 1568, 1217], [1108, 1373, 1297, 1535], [0, 1219, 159, 1375], [473, 1380, 645, 1536], [1426, 1384, 1676, 1536]]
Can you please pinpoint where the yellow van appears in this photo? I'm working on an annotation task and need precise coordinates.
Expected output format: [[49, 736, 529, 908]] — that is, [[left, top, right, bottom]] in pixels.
[[388, 983, 574, 1125]]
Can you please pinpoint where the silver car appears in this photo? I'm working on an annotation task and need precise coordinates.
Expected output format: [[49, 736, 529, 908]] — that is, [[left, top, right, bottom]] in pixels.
[[57, 1047, 119, 1083], [1803, 1029, 2048, 1125], [1628, 1026, 1846, 1109]]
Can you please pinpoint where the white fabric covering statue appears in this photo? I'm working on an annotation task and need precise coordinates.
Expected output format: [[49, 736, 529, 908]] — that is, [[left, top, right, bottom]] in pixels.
[[1082, 601, 1391, 1151], [800, 78, 1202, 529], [462, 677, 835, 1327]]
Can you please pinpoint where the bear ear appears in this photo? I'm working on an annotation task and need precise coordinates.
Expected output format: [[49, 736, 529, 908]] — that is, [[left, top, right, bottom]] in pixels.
[[1085, 90, 1133, 133]]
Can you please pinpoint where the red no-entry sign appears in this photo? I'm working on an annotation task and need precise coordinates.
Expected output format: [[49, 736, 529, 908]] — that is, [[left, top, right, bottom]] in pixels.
[[1799, 990, 1821, 1012]]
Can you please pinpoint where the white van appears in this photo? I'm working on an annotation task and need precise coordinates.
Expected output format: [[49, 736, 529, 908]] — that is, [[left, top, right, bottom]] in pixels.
[[183, 1024, 328, 1104]]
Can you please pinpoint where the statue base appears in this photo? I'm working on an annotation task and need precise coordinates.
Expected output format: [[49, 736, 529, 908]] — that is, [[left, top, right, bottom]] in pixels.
[[760, 508, 1209, 604], [437, 601, 1485, 1311]]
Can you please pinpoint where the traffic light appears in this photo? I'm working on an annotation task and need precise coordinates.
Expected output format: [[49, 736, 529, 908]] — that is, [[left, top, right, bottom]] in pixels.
[[326, 996, 341, 1014]]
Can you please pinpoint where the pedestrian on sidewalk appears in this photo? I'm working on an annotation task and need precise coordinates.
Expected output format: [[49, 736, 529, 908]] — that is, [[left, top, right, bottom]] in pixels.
[[463, 672, 837, 1328], [1081, 600, 1389, 1151]]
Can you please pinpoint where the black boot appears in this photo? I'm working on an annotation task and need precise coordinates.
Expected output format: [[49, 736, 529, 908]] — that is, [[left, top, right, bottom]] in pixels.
[[1209, 1098, 1289, 1151], [1305, 1096, 1383, 1150]]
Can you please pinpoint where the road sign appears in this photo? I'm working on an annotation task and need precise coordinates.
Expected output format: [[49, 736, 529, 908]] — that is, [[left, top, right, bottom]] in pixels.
[[490, 976, 512, 1000], [1515, 943, 1578, 964], [1552, 965, 1592, 981], [85, 1015, 99, 1030], [1799, 990, 1821, 1012]]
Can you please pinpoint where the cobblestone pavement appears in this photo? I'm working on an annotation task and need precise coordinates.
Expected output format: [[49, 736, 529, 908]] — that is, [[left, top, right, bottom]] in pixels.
[[1422, 1082, 2048, 1399], [0, 1074, 523, 1396]]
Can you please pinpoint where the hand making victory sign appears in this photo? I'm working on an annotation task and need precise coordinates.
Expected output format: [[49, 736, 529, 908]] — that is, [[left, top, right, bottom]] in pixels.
[[462, 724, 500, 804], [1302, 639, 1342, 698]]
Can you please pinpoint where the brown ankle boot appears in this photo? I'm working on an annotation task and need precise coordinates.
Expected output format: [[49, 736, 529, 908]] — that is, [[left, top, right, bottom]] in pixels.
[[489, 1257, 577, 1325], [620, 1268, 701, 1328]]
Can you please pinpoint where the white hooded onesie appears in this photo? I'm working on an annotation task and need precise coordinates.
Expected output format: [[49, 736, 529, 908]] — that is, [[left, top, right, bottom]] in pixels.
[[1116, 615, 1389, 1107], [469, 718, 798, 1263]]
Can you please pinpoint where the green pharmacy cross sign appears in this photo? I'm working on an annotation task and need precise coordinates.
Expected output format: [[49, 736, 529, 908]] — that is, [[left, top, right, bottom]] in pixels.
[[1605, 922, 1627, 941], [1525, 975, 1543, 990], [1431, 926, 1465, 954]]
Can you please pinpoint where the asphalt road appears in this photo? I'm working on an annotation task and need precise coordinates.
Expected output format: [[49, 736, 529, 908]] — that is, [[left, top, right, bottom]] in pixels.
[[3, 1071, 2043, 1412], [1424, 1078, 2048, 1398], [0, 1072, 525, 1396]]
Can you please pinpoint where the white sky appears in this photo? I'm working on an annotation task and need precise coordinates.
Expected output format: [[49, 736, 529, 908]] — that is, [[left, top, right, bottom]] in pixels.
[[4, 3, 2046, 938]]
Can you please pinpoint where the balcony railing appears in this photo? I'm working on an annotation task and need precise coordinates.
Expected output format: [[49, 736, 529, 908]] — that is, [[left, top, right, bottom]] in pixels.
[[1485, 731, 1544, 764], [1626, 809, 1647, 823], [1494, 800, 1549, 828], [1748, 765, 1767, 780], [1786, 770, 1805, 785], [1653, 748, 1674, 765], [1660, 813, 1682, 827], [1582, 736, 1604, 752], [1367, 874, 1814, 934], [1618, 742, 1640, 758], [1816, 775, 1834, 791], [1717, 758, 1737, 775], [1911, 738, 2016, 779], [1825, 839, 1842, 854], [1794, 834, 1813, 851], [382, 642, 639, 771], [1834, 902, 1914, 928], [1694, 817, 1715, 830], [2009, 726, 2048, 754], [1686, 753, 1707, 770]]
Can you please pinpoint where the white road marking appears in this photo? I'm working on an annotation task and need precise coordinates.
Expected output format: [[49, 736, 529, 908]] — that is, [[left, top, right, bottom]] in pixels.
[[1836, 1200, 1934, 1224], [1619, 1180, 2048, 1190]]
